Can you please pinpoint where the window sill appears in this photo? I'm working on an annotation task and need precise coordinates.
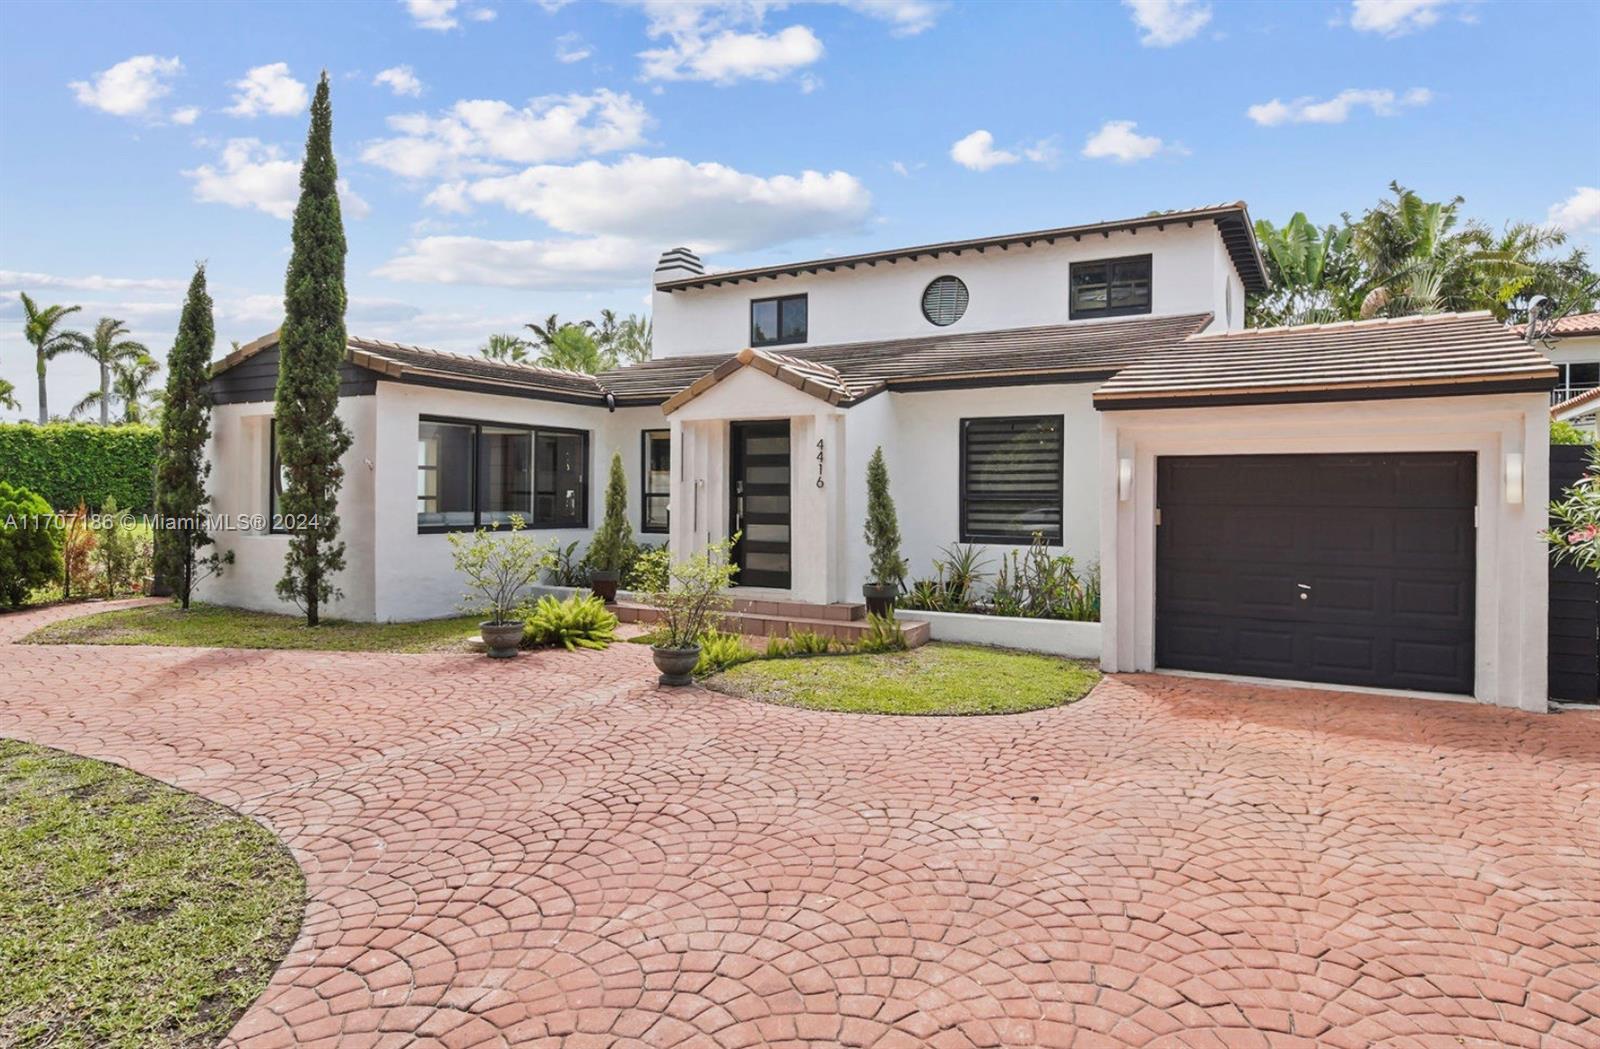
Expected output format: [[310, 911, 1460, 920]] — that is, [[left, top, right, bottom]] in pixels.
[[1068, 305, 1152, 321], [751, 336, 808, 348], [959, 534, 1065, 546]]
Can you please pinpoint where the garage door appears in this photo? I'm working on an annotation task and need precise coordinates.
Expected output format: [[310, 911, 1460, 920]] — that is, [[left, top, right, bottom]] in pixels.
[[1156, 453, 1476, 694]]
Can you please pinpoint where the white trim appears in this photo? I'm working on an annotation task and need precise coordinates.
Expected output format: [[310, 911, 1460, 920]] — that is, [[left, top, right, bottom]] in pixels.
[[895, 609, 1100, 659]]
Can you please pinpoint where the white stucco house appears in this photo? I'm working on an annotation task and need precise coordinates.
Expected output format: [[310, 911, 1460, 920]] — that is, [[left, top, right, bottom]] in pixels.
[[204, 202, 1561, 710], [1539, 312, 1600, 435]]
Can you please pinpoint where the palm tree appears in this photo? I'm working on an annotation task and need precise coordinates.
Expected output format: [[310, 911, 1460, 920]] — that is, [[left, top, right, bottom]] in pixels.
[[0, 376, 17, 412], [481, 332, 533, 363], [19, 293, 83, 423], [63, 317, 150, 425], [1250, 214, 1359, 327], [537, 325, 610, 374], [524, 313, 593, 352], [611, 313, 653, 366], [77, 352, 162, 424]]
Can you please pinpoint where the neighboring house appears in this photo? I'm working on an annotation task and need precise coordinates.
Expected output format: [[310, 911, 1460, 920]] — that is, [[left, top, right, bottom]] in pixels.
[[1536, 312, 1600, 435], [205, 202, 1558, 710]]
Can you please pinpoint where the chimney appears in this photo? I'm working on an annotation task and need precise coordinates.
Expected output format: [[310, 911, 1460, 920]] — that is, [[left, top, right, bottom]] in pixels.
[[654, 247, 704, 285]]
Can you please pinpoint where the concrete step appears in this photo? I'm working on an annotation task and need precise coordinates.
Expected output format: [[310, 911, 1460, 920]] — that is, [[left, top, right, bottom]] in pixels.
[[723, 597, 867, 621], [613, 601, 929, 648]]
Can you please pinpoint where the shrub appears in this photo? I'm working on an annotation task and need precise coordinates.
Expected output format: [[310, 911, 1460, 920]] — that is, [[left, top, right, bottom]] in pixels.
[[545, 540, 589, 587], [693, 629, 758, 676], [991, 534, 1099, 621], [447, 515, 553, 625], [0, 481, 63, 607], [624, 544, 670, 593], [522, 592, 618, 651], [854, 613, 908, 653], [863, 446, 906, 589], [649, 538, 739, 649], [586, 452, 634, 574], [61, 501, 96, 600], [1547, 445, 1600, 572], [764, 634, 795, 658], [0, 422, 159, 512], [900, 543, 990, 612], [785, 630, 837, 656], [94, 496, 142, 597], [1552, 420, 1594, 446]]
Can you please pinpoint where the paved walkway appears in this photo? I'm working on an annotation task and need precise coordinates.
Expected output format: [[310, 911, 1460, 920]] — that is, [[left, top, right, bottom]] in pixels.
[[2, 601, 1598, 1048]]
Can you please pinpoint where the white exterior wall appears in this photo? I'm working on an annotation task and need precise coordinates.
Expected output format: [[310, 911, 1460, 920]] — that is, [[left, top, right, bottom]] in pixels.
[[204, 396, 378, 620], [652, 224, 1239, 358], [1098, 393, 1552, 711]]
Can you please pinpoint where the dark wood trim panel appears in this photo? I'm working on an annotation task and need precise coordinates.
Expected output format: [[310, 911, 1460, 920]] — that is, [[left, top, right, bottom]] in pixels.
[[1096, 377, 1556, 412]]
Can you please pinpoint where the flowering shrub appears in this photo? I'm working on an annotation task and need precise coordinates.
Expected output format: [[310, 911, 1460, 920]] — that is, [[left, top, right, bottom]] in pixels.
[[1548, 447, 1600, 572]]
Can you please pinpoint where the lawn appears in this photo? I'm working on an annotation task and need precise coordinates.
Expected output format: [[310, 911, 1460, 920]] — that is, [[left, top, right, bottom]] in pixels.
[[0, 740, 304, 1049], [707, 642, 1100, 715], [22, 603, 482, 653]]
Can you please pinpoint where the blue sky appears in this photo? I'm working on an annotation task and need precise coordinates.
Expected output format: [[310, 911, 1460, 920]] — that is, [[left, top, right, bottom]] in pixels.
[[3, 0, 1597, 420]]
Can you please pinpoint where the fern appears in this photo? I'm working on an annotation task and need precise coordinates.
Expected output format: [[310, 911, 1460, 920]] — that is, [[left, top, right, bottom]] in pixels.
[[522, 593, 618, 651], [854, 613, 907, 653], [694, 629, 758, 676]]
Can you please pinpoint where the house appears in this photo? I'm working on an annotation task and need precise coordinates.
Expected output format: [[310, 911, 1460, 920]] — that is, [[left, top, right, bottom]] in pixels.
[[204, 201, 1559, 710], [1539, 312, 1600, 435]]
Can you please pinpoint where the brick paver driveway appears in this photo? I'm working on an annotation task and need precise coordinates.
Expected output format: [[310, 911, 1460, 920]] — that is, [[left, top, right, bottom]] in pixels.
[[3, 602, 1599, 1048]]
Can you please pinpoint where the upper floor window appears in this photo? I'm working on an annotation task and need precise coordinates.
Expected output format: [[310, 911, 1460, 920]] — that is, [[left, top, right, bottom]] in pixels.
[[751, 294, 807, 347], [1069, 254, 1152, 319], [417, 417, 588, 531], [922, 276, 969, 326], [641, 429, 670, 534]]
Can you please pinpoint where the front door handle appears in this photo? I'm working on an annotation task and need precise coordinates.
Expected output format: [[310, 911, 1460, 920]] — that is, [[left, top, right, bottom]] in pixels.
[[1297, 583, 1311, 602]]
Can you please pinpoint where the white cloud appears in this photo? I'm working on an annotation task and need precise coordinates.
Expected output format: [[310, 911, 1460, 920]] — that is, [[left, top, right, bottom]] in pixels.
[[361, 90, 650, 180], [1123, 0, 1212, 47], [226, 63, 310, 117], [555, 33, 593, 63], [1081, 120, 1176, 163], [833, 0, 945, 36], [641, 25, 823, 84], [374, 65, 423, 97], [467, 6, 496, 20], [1549, 187, 1600, 234], [69, 55, 182, 118], [1247, 87, 1432, 126], [1349, 0, 1449, 36], [404, 0, 460, 29], [184, 139, 370, 220], [950, 130, 1018, 171], [0, 270, 185, 293], [376, 235, 656, 289], [171, 105, 201, 125]]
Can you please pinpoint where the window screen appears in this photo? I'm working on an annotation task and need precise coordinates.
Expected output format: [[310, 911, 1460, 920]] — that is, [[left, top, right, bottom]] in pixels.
[[960, 415, 1064, 544], [922, 276, 969, 326]]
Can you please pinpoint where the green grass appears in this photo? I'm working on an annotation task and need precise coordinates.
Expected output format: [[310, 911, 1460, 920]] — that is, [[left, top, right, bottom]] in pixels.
[[22, 603, 484, 653], [0, 740, 304, 1048], [707, 642, 1100, 715]]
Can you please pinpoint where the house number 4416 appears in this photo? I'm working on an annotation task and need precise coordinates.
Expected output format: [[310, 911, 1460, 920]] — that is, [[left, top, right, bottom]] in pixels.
[[815, 438, 825, 489]]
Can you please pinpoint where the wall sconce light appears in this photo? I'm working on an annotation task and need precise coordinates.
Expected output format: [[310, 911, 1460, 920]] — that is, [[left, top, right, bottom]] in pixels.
[[1118, 457, 1134, 502], [1504, 452, 1523, 505]]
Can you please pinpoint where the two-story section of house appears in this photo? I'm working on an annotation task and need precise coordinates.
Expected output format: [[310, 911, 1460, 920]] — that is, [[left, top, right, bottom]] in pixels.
[[203, 200, 1559, 709]]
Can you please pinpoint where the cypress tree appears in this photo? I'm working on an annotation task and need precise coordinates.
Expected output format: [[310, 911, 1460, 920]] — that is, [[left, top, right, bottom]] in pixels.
[[274, 72, 353, 626], [863, 446, 906, 587], [155, 265, 217, 609]]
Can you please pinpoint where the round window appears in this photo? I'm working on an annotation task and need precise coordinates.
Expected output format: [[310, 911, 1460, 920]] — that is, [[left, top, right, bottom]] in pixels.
[[921, 275, 969, 326]]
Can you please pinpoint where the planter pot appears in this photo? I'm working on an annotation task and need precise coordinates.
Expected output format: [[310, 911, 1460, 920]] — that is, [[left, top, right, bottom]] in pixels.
[[590, 569, 620, 603], [862, 582, 898, 619], [651, 644, 701, 687], [479, 620, 525, 659]]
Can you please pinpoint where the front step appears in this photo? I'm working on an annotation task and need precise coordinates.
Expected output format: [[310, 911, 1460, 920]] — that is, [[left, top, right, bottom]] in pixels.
[[613, 600, 929, 648]]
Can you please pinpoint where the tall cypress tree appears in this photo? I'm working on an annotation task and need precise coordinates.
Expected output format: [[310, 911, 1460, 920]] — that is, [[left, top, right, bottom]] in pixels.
[[155, 265, 217, 609], [274, 72, 352, 626]]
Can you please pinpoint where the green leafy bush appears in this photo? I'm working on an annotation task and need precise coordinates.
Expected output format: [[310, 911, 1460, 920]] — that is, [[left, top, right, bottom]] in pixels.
[[585, 452, 634, 573], [785, 630, 837, 656], [0, 423, 159, 512], [693, 629, 758, 676], [624, 544, 670, 593], [447, 515, 553, 625], [545, 540, 589, 587], [0, 482, 63, 607], [1552, 420, 1594, 446], [93, 496, 145, 597], [522, 592, 619, 651], [854, 613, 908, 653]]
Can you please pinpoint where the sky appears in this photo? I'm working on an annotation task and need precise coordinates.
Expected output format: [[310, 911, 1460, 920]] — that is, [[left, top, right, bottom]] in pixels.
[[2, 0, 1598, 422]]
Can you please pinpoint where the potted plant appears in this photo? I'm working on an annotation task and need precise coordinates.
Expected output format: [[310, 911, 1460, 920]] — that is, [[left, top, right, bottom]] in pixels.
[[649, 537, 739, 685], [861, 446, 907, 618], [586, 452, 633, 603], [448, 514, 551, 658]]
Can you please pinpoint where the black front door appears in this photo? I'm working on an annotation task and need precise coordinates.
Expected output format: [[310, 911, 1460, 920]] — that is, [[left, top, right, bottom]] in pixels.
[[1156, 453, 1476, 694], [730, 421, 791, 589]]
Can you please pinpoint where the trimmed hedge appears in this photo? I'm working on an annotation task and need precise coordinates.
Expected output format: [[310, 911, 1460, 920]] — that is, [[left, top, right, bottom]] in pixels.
[[0, 423, 160, 512]]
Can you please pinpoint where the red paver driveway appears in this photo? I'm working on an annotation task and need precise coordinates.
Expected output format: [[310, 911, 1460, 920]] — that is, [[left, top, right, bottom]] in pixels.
[[3, 602, 1599, 1048]]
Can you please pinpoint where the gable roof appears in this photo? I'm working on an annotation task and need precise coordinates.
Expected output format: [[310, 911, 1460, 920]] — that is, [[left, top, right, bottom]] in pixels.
[[1517, 311, 1600, 340], [660, 348, 855, 414], [653, 203, 1268, 295], [1553, 385, 1600, 420], [1094, 311, 1557, 409]]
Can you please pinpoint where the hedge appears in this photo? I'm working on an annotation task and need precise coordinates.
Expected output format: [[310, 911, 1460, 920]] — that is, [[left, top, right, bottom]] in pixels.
[[0, 423, 161, 512]]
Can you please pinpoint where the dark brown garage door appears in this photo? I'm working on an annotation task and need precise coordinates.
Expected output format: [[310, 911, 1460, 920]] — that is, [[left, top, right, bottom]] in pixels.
[[1156, 453, 1476, 694]]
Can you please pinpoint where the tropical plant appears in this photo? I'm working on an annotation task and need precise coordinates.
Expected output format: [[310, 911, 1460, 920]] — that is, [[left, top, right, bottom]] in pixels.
[[0, 481, 62, 607], [649, 537, 739, 649], [989, 534, 1100, 621], [447, 514, 553, 626], [524, 313, 593, 351], [481, 333, 533, 362], [274, 73, 355, 627], [521, 592, 618, 651], [545, 540, 589, 587], [62, 318, 150, 426], [596, 310, 652, 366], [1546, 446, 1600, 572], [538, 324, 610, 373], [854, 612, 908, 653], [19, 293, 83, 424], [104, 353, 162, 424], [0, 377, 17, 412], [693, 628, 758, 676], [93, 496, 141, 596], [900, 543, 992, 613], [156, 265, 224, 609], [863, 446, 907, 588], [587, 452, 634, 572], [60, 501, 96, 599], [784, 629, 836, 656], [1249, 213, 1360, 326]]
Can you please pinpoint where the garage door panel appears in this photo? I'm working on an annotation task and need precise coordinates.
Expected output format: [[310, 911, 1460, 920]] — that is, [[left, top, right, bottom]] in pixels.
[[1157, 453, 1475, 694]]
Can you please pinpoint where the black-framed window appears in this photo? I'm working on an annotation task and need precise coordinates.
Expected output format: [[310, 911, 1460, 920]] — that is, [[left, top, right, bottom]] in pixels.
[[750, 293, 807, 347], [1069, 254, 1152, 319], [959, 415, 1064, 544], [641, 429, 670, 533], [268, 418, 288, 534], [417, 416, 588, 531]]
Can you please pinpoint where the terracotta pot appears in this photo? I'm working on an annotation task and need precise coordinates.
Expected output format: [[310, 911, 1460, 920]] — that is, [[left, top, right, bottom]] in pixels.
[[862, 582, 897, 619], [590, 569, 620, 603], [651, 644, 700, 686], [479, 620, 525, 659]]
